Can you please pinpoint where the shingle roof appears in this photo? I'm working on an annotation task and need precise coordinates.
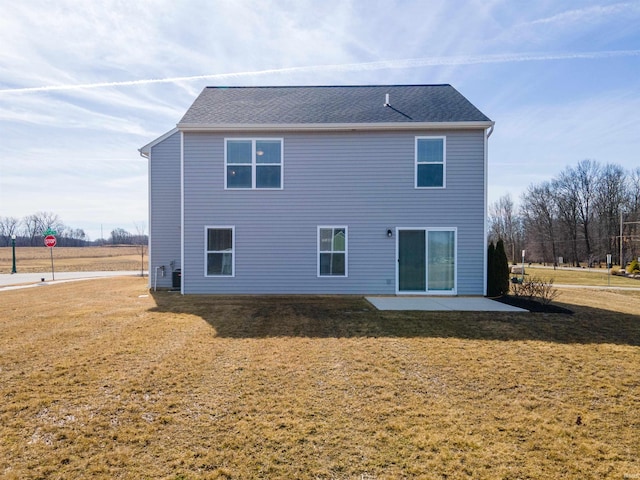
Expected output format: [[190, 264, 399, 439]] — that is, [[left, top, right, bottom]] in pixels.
[[177, 85, 491, 127]]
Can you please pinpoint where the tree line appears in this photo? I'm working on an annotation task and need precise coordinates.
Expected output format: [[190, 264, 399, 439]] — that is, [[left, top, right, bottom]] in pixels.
[[489, 160, 640, 268], [0, 212, 148, 247]]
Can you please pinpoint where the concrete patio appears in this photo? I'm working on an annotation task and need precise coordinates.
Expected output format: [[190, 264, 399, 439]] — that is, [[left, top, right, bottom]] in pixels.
[[366, 296, 528, 312]]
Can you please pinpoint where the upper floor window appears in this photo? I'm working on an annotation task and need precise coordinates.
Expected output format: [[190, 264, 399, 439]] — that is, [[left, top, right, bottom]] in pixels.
[[225, 138, 283, 189], [415, 136, 445, 188]]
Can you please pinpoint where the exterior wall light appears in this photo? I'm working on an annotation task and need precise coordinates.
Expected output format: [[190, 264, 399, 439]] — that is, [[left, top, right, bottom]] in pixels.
[[387, 229, 393, 238]]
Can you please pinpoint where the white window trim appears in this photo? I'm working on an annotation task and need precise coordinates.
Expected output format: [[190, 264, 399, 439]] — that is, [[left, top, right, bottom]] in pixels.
[[317, 226, 348, 278], [415, 136, 446, 189], [204, 226, 235, 277], [395, 226, 457, 295], [224, 138, 284, 190]]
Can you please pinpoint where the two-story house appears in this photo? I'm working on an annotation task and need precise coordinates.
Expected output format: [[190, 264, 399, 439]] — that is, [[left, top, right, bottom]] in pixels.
[[140, 85, 493, 295]]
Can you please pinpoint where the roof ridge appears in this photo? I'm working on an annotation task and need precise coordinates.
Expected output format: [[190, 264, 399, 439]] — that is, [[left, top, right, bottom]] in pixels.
[[205, 84, 452, 89]]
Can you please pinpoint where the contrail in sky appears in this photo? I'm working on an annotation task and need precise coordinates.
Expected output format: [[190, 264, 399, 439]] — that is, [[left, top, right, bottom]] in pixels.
[[1, 50, 638, 95]]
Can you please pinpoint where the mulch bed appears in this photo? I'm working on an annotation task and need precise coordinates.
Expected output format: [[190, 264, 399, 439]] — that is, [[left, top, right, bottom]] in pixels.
[[494, 295, 574, 314]]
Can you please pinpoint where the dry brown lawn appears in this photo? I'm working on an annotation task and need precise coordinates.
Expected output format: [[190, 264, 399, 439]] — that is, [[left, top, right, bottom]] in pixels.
[[1, 278, 639, 479], [523, 266, 640, 288], [0, 246, 142, 273]]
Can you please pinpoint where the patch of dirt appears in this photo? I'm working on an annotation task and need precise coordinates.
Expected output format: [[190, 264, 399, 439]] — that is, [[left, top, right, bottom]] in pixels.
[[494, 295, 574, 314]]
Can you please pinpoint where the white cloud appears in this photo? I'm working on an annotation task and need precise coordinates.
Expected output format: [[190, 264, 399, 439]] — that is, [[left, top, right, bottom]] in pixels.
[[528, 2, 639, 27], [489, 1, 640, 48], [3, 50, 639, 95]]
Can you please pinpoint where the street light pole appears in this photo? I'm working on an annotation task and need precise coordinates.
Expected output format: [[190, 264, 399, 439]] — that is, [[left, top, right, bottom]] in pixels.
[[11, 234, 17, 274], [620, 211, 623, 269]]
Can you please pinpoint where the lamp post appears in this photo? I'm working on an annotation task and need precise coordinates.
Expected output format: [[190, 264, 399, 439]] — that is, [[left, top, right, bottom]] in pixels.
[[11, 234, 17, 274]]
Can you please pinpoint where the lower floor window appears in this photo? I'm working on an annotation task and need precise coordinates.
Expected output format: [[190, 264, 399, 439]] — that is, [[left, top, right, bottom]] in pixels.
[[318, 226, 347, 276], [206, 227, 234, 276]]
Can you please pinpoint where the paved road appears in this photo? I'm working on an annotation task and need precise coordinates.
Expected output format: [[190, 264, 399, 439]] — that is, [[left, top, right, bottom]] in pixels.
[[0, 271, 146, 291], [554, 283, 640, 291]]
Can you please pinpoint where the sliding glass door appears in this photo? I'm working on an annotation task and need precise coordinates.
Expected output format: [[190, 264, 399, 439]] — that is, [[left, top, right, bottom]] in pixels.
[[427, 230, 455, 291], [398, 230, 426, 291], [397, 228, 456, 294]]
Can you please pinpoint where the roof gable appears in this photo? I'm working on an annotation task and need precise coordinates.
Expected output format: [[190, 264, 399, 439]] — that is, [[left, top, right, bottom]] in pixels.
[[138, 127, 179, 157], [177, 85, 492, 129]]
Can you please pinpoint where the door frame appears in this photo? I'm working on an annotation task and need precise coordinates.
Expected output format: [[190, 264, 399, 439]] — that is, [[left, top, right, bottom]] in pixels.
[[395, 227, 457, 295]]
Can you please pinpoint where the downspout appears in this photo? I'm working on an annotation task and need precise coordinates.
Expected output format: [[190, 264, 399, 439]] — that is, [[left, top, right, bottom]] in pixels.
[[140, 147, 151, 289], [483, 122, 495, 296], [180, 131, 185, 295]]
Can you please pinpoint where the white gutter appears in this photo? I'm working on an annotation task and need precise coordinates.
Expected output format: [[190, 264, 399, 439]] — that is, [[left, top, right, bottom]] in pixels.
[[177, 121, 495, 133], [483, 122, 494, 296], [180, 131, 185, 295]]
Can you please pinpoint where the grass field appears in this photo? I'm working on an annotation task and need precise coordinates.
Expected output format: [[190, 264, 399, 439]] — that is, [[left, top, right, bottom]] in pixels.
[[1, 277, 639, 479], [0, 246, 143, 273]]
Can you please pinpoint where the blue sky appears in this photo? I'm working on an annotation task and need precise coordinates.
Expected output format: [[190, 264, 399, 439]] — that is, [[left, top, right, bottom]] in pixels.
[[1, 0, 639, 240]]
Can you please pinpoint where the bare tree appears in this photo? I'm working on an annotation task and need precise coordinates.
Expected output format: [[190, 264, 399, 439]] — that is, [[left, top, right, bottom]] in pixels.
[[488, 194, 523, 264], [553, 173, 581, 266], [38, 211, 64, 234], [520, 182, 558, 265], [110, 228, 132, 245], [625, 167, 640, 262], [594, 163, 626, 263], [133, 222, 148, 277], [572, 160, 600, 265], [59, 227, 88, 247], [22, 214, 38, 246], [629, 167, 640, 213], [0, 216, 21, 246], [21, 211, 64, 246], [507, 161, 639, 268]]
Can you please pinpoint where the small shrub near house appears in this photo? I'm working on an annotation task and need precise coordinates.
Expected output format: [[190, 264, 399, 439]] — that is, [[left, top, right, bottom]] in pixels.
[[627, 258, 640, 275], [511, 276, 560, 305]]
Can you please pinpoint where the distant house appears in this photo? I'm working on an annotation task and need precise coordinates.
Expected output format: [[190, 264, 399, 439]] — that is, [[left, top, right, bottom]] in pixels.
[[140, 85, 494, 295]]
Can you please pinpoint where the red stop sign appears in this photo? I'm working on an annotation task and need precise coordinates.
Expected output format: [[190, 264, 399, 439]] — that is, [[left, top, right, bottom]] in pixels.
[[44, 235, 57, 248]]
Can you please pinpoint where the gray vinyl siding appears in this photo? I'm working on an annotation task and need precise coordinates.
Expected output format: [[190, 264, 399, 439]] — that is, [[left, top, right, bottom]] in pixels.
[[149, 131, 181, 288], [179, 129, 486, 294]]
